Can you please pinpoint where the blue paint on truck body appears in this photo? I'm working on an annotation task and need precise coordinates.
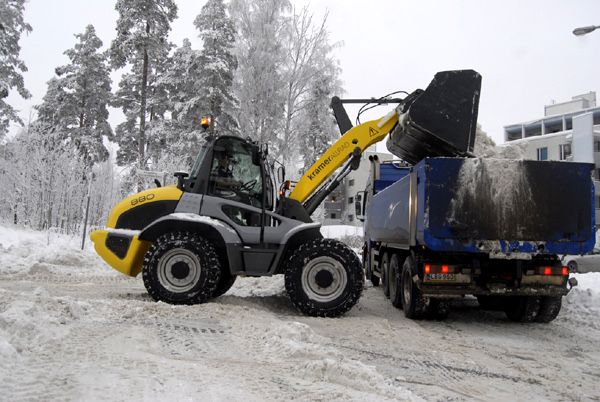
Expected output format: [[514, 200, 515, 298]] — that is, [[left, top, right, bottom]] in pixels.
[[365, 157, 595, 256]]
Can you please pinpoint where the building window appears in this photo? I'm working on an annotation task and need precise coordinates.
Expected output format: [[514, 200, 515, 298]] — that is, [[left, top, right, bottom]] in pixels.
[[348, 215, 354, 222], [348, 179, 355, 187], [330, 213, 337, 219], [595, 141, 600, 152], [348, 196, 354, 205], [537, 147, 548, 161], [559, 144, 571, 160]]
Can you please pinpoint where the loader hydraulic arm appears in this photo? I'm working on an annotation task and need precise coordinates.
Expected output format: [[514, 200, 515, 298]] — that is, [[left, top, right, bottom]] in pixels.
[[289, 69, 482, 214], [289, 110, 398, 204]]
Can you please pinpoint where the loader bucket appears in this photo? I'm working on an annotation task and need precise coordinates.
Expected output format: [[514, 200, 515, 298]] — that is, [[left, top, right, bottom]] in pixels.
[[386, 70, 481, 164]]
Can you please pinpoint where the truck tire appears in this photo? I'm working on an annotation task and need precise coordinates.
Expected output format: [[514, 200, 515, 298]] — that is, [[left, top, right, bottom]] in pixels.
[[142, 232, 221, 305], [400, 256, 427, 319], [428, 299, 450, 320], [535, 296, 562, 323], [381, 253, 390, 298], [365, 244, 379, 287], [212, 272, 237, 298], [504, 296, 541, 323], [389, 254, 403, 308], [476, 295, 504, 311], [285, 239, 363, 317]]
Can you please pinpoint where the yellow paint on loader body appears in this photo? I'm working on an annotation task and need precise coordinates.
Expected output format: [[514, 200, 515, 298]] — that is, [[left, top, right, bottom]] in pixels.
[[90, 185, 183, 277], [289, 112, 398, 203], [90, 230, 150, 277], [106, 185, 183, 228]]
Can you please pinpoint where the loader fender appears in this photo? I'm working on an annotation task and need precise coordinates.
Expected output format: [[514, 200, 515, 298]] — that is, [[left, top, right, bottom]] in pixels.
[[139, 213, 243, 274], [138, 213, 242, 245]]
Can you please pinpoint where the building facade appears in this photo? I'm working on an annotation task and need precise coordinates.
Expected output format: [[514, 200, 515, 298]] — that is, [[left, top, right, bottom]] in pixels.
[[503, 92, 600, 222], [323, 150, 393, 226]]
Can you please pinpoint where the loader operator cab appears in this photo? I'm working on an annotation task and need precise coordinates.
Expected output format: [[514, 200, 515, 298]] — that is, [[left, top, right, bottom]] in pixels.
[[187, 136, 274, 211]]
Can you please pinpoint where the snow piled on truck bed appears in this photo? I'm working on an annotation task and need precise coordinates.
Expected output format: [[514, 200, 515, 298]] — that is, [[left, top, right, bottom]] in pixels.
[[1, 223, 600, 401]]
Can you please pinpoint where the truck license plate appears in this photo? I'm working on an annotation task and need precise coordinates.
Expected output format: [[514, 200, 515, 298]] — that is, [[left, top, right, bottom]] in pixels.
[[426, 273, 456, 281]]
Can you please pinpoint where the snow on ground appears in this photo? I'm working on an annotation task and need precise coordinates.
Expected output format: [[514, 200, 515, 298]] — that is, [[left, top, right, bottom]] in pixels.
[[1, 224, 600, 401]]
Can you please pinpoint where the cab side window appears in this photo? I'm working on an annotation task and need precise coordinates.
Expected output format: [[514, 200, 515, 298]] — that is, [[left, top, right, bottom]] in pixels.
[[208, 138, 264, 208]]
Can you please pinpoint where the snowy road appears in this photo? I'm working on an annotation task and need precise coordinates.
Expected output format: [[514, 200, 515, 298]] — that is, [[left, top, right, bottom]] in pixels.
[[1, 226, 600, 401]]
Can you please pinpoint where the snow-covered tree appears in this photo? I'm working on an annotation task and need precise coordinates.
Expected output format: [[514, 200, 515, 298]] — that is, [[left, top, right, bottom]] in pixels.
[[51, 25, 112, 168], [154, 39, 206, 167], [298, 66, 341, 171], [0, 0, 32, 137], [110, 0, 178, 170], [194, 0, 239, 137], [281, 7, 340, 169], [230, 0, 289, 144]]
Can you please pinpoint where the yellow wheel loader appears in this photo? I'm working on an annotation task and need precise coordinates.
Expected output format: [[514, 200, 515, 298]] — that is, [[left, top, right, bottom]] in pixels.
[[91, 70, 481, 317]]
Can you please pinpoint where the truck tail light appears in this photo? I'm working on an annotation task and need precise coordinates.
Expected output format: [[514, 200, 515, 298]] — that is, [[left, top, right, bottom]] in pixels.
[[535, 265, 566, 276], [423, 264, 456, 274]]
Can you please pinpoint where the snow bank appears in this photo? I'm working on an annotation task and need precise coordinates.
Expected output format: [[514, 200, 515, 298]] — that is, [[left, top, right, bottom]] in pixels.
[[0, 224, 112, 276], [321, 224, 363, 239]]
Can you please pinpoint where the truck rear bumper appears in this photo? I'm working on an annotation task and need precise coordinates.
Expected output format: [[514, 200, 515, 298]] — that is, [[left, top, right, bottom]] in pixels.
[[420, 284, 570, 297]]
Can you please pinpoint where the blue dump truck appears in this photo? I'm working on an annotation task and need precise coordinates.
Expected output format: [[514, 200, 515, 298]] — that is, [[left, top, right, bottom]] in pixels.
[[357, 157, 594, 322]]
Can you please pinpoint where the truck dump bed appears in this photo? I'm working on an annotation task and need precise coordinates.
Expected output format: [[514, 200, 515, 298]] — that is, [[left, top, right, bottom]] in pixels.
[[365, 157, 595, 255]]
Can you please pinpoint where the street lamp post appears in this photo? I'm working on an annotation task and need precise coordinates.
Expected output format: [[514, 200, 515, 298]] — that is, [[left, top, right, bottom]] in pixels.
[[573, 25, 600, 36]]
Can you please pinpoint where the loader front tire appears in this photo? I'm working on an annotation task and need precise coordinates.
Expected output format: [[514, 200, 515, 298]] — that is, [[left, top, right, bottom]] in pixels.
[[285, 239, 363, 317], [142, 232, 221, 305], [212, 271, 237, 298]]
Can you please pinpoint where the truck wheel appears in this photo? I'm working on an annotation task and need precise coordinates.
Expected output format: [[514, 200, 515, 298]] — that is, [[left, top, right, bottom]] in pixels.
[[365, 244, 379, 287], [381, 253, 390, 298], [536, 296, 562, 323], [400, 256, 427, 319], [285, 239, 363, 317], [504, 296, 541, 323], [388, 254, 403, 308], [567, 261, 578, 273], [428, 299, 450, 320], [142, 232, 221, 305], [477, 295, 504, 310], [212, 271, 237, 298]]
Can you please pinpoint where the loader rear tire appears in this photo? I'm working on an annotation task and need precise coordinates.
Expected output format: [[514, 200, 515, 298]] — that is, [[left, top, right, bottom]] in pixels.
[[142, 232, 221, 305], [535, 296, 562, 323], [285, 239, 363, 317], [381, 253, 390, 298]]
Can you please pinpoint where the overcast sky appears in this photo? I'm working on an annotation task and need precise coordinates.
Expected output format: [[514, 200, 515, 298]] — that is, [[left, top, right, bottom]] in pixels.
[[6, 0, 600, 145]]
